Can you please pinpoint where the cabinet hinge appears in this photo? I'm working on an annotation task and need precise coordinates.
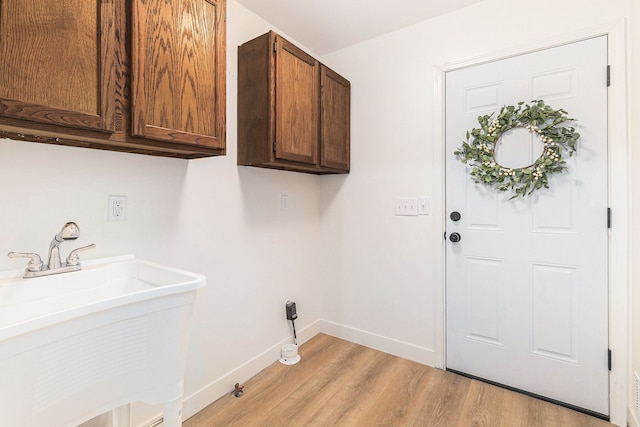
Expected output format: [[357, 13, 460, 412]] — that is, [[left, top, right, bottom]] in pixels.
[[273, 141, 277, 153], [608, 348, 612, 371], [607, 65, 611, 87], [607, 207, 612, 228], [273, 41, 277, 53]]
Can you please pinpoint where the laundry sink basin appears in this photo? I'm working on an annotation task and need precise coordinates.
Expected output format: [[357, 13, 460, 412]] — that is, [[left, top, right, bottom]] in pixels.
[[0, 255, 205, 427], [0, 255, 205, 341]]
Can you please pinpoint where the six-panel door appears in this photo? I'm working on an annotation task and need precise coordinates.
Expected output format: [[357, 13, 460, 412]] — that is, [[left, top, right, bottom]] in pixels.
[[445, 36, 609, 415]]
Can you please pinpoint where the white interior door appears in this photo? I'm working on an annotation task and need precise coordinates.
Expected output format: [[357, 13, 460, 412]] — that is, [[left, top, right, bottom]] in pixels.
[[445, 36, 609, 416]]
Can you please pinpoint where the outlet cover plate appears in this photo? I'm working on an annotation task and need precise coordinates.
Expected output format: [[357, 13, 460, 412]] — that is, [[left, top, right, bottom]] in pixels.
[[108, 195, 127, 222]]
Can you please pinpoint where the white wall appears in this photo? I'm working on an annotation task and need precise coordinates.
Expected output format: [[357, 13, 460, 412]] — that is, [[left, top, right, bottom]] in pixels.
[[0, 141, 186, 262], [3, 0, 639, 425], [629, 0, 640, 424], [167, 3, 327, 419], [320, 0, 636, 424], [0, 2, 325, 425]]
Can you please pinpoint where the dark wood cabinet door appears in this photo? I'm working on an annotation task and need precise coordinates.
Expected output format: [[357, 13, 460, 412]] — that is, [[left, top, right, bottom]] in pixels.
[[321, 66, 350, 171], [274, 36, 319, 165], [0, 0, 118, 132], [237, 31, 349, 174], [131, 0, 226, 150]]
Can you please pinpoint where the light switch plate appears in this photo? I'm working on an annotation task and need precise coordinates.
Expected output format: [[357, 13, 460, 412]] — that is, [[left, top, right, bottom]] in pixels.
[[394, 198, 418, 216], [418, 197, 430, 215]]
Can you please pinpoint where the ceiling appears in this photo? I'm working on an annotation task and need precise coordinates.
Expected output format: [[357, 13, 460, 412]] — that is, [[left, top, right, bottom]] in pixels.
[[235, 0, 485, 55]]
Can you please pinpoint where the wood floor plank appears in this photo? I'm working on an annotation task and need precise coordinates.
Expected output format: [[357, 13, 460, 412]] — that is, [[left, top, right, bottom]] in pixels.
[[458, 379, 528, 427], [412, 368, 473, 427], [184, 334, 613, 427], [259, 341, 380, 425]]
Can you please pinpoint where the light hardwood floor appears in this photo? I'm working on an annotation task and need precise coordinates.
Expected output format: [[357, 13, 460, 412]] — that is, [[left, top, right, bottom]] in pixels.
[[184, 334, 613, 427]]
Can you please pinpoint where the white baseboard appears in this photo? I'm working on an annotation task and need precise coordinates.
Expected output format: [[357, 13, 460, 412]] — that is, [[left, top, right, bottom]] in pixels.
[[133, 319, 628, 426], [180, 319, 437, 422], [629, 407, 640, 427], [135, 319, 436, 426], [317, 319, 438, 367], [180, 319, 322, 421]]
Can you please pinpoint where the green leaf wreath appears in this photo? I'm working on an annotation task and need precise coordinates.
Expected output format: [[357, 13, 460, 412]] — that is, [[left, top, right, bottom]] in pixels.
[[454, 100, 580, 198]]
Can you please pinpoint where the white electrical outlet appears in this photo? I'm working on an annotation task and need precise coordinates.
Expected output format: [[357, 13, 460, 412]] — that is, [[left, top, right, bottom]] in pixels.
[[108, 195, 127, 222]]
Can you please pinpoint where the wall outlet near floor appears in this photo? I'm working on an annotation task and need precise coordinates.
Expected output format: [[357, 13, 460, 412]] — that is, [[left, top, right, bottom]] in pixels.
[[108, 195, 127, 222]]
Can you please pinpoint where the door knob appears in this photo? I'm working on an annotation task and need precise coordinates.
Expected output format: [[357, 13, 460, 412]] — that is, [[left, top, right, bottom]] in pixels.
[[450, 211, 461, 221], [449, 232, 461, 243]]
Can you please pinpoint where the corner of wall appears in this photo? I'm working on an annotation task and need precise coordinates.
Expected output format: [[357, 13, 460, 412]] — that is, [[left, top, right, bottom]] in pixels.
[[180, 320, 322, 422]]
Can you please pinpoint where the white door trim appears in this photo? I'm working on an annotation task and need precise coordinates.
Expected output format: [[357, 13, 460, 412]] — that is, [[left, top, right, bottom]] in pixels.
[[432, 20, 630, 426]]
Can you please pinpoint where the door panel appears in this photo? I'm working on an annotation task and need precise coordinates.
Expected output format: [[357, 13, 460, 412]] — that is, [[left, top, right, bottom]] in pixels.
[[466, 257, 502, 345], [446, 36, 608, 415], [531, 264, 578, 362]]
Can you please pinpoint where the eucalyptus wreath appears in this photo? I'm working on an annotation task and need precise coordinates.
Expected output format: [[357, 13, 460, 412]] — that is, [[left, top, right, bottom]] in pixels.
[[454, 100, 580, 198]]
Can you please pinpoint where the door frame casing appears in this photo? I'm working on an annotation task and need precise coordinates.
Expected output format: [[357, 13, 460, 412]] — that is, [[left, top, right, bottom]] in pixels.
[[433, 21, 629, 426]]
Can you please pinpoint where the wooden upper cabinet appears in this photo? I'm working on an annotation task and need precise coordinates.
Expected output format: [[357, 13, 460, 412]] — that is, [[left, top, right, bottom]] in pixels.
[[0, 0, 227, 158], [274, 37, 319, 165], [131, 0, 226, 150], [0, 0, 118, 132], [321, 65, 350, 171], [238, 31, 349, 174]]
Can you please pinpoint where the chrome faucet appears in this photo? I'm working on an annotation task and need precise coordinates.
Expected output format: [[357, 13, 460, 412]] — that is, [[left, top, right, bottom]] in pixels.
[[8, 222, 96, 278], [48, 222, 80, 269]]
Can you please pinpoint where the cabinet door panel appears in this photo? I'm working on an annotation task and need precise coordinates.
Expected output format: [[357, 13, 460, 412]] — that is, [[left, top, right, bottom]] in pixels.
[[132, 0, 226, 150], [274, 37, 319, 165], [0, 0, 116, 132], [321, 66, 350, 171]]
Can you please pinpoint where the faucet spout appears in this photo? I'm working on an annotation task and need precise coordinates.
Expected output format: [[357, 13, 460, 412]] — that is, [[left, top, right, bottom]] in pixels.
[[48, 222, 80, 269], [8, 221, 95, 278]]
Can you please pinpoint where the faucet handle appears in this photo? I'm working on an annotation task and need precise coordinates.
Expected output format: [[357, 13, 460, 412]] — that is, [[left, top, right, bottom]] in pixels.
[[66, 244, 96, 266], [8, 252, 44, 272]]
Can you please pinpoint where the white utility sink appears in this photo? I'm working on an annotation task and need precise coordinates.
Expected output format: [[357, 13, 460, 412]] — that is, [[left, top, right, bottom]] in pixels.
[[0, 255, 205, 427]]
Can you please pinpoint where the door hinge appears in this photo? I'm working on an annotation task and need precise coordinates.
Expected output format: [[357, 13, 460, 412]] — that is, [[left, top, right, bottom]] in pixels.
[[607, 207, 612, 228], [607, 65, 611, 87], [273, 141, 277, 153], [273, 41, 277, 53], [608, 348, 612, 371]]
